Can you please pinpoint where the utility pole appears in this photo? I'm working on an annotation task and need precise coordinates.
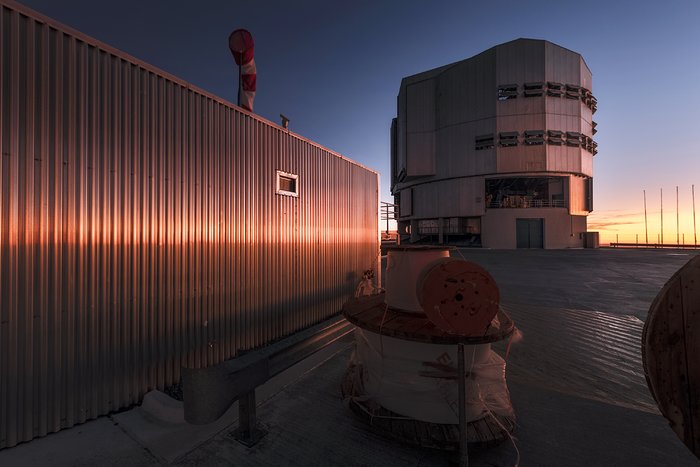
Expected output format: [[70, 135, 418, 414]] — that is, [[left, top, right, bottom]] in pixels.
[[661, 188, 664, 245], [643, 190, 648, 245], [677, 186, 680, 246], [693, 184, 697, 247]]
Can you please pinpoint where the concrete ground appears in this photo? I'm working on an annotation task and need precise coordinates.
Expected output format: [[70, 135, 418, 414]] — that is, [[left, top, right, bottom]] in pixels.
[[1, 248, 699, 466], [449, 248, 697, 320]]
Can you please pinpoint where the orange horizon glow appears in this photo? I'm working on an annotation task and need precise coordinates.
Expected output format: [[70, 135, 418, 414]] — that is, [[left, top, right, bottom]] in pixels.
[[588, 208, 699, 246]]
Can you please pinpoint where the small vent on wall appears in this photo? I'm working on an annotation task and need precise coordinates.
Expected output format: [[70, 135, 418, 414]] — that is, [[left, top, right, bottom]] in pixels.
[[497, 84, 518, 100], [523, 82, 544, 97], [499, 131, 519, 147], [547, 82, 563, 97], [475, 134, 495, 150]]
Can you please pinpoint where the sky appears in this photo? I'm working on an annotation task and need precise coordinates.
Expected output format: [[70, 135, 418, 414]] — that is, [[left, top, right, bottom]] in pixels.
[[16, 0, 700, 245]]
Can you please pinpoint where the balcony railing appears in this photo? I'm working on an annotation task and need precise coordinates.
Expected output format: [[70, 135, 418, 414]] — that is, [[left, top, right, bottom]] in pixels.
[[486, 197, 566, 209]]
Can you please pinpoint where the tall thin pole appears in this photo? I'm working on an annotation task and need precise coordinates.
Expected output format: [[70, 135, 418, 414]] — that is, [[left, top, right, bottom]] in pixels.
[[643, 190, 648, 245], [676, 186, 680, 246], [661, 188, 664, 245], [385, 204, 390, 235], [238, 64, 242, 106], [693, 184, 697, 247], [457, 344, 468, 466]]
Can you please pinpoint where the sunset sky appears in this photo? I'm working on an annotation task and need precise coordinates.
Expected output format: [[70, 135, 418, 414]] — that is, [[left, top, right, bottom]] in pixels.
[[19, 0, 700, 245]]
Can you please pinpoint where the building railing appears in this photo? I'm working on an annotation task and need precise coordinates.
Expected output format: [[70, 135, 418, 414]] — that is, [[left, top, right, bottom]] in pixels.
[[609, 242, 700, 250], [486, 198, 566, 209]]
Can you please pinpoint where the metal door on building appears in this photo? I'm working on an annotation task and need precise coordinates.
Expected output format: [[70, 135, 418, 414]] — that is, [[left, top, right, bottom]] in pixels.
[[516, 218, 544, 248]]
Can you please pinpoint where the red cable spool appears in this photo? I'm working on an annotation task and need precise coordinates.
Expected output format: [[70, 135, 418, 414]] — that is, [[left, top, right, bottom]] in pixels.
[[417, 258, 500, 336]]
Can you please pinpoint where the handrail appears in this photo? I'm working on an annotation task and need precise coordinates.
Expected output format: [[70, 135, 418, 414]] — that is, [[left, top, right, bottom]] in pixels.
[[609, 242, 700, 250], [487, 199, 566, 209]]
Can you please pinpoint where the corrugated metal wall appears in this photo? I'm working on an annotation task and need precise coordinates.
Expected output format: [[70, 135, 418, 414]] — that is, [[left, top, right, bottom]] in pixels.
[[0, 1, 378, 449]]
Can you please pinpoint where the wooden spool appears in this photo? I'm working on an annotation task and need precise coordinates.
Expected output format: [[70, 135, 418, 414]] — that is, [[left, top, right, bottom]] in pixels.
[[417, 258, 500, 336], [341, 293, 517, 449], [343, 293, 515, 345], [643, 255, 700, 459]]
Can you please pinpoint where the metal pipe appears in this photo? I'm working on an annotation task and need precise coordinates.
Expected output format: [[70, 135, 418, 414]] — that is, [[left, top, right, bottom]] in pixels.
[[458, 343, 469, 466]]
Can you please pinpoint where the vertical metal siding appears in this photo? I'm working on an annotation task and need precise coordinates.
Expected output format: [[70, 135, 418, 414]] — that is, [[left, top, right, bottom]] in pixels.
[[0, 1, 379, 448]]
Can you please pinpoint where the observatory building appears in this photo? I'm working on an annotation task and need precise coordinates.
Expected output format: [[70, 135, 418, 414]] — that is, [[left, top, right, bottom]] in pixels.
[[391, 39, 597, 249]]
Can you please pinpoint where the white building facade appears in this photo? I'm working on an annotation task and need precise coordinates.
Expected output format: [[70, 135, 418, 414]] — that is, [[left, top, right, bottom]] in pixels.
[[391, 39, 596, 249]]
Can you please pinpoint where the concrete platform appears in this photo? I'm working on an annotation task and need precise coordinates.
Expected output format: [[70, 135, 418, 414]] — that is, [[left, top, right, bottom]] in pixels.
[[1, 249, 699, 466]]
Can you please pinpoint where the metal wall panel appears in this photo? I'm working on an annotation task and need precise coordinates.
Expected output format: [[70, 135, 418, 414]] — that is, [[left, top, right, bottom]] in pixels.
[[0, 1, 379, 448]]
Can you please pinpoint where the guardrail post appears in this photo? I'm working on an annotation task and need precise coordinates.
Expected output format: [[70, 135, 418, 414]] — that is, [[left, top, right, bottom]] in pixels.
[[233, 390, 267, 446]]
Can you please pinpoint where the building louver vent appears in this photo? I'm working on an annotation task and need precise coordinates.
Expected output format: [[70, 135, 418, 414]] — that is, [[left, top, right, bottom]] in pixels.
[[589, 95, 598, 113], [589, 139, 598, 155], [498, 84, 518, 100], [499, 131, 519, 147], [566, 131, 582, 147], [565, 84, 580, 100], [523, 82, 544, 97], [547, 130, 563, 145], [475, 134, 495, 150], [547, 82, 563, 97], [524, 130, 545, 145]]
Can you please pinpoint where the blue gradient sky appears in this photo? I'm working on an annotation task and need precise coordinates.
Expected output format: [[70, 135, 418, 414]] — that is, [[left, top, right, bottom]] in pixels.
[[18, 0, 700, 243]]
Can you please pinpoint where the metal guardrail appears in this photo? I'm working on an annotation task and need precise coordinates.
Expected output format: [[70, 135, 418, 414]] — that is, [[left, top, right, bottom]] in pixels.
[[487, 199, 566, 209], [609, 243, 700, 250], [182, 314, 355, 445]]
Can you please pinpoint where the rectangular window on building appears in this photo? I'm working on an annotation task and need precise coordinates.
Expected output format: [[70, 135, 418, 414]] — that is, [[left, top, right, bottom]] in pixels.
[[592, 121, 597, 135], [547, 82, 563, 97], [497, 84, 518, 100], [523, 82, 544, 97], [276, 170, 299, 197], [524, 130, 545, 145], [475, 134, 494, 150], [486, 176, 567, 209], [499, 131, 519, 147]]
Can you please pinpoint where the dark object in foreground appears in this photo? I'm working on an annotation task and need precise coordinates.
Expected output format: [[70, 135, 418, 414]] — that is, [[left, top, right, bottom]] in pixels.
[[342, 290, 516, 457], [643, 254, 700, 459], [182, 315, 354, 445], [341, 362, 515, 450]]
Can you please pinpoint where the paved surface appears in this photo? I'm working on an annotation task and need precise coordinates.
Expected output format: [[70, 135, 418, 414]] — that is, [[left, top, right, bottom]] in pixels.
[[1, 249, 699, 466], [449, 248, 699, 320]]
